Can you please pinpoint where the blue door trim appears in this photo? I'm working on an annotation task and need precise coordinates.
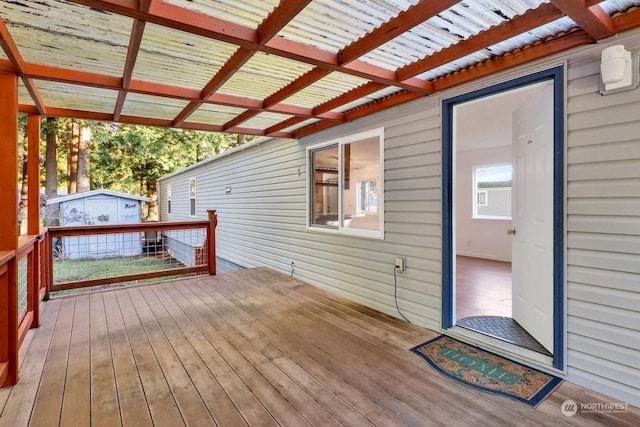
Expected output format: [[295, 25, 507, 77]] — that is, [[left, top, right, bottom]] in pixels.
[[441, 67, 564, 370]]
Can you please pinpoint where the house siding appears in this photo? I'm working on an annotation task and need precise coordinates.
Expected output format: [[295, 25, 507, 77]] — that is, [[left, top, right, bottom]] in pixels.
[[565, 39, 640, 406], [159, 30, 640, 406]]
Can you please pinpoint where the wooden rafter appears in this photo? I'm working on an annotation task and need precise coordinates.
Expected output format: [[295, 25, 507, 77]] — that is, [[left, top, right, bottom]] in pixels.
[[114, 18, 146, 121], [173, 0, 312, 127], [64, 0, 432, 93], [0, 16, 46, 115], [550, 0, 614, 39], [294, 29, 595, 139], [338, 0, 460, 65], [397, 3, 565, 81], [223, 0, 450, 130]]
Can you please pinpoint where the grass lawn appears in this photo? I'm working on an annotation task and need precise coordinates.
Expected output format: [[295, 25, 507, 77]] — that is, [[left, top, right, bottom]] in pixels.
[[53, 255, 180, 283]]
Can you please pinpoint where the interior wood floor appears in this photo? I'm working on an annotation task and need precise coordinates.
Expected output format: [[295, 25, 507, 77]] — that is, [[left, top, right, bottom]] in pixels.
[[456, 255, 512, 320], [0, 267, 638, 427]]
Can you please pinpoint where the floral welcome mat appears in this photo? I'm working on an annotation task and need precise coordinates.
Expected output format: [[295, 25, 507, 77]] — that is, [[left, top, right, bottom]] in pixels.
[[411, 335, 562, 407]]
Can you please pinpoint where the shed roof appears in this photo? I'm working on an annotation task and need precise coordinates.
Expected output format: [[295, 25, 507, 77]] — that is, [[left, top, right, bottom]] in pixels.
[[1, 0, 639, 139], [46, 189, 151, 205]]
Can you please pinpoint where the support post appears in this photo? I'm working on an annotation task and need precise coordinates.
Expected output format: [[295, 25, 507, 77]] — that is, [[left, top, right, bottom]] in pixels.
[[27, 114, 41, 328], [207, 210, 217, 275], [0, 71, 20, 386]]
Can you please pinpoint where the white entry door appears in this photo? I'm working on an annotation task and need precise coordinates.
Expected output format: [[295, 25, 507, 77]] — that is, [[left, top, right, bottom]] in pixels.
[[511, 82, 555, 353]]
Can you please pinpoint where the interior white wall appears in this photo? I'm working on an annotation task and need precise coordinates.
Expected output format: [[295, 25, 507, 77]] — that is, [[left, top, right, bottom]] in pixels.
[[455, 145, 513, 261], [454, 96, 515, 262]]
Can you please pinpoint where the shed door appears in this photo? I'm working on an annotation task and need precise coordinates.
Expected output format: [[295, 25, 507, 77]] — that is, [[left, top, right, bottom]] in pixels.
[[86, 198, 119, 257]]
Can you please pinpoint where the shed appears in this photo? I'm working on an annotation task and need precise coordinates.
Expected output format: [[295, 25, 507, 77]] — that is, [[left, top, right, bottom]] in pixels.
[[47, 189, 150, 260]]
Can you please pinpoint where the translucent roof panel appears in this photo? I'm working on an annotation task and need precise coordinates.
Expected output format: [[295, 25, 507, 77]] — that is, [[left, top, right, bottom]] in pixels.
[[283, 73, 370, 108], [0, 0, 131, 77], [218, 52, 315, 99], [361, 0, 549, 71], [599, 0, 640, 14], [163, 0, 279, 29], [18, 81, 33, 106], [335, 87, 405, 113], [37, 81, 118, 114], [133, 24, 239, 90], [241, 112, 296, 130], [188, 104, 248, 126], [415, 15, 577, 81], [278, 0, 414, 52], [280, 118, 322, 134], [121, 93, 189, 120]]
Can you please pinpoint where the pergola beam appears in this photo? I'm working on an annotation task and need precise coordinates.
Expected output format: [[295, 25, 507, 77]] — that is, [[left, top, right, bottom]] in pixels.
[[0, 17, 46, 115], [115, 18, 147, 121], [294, 29, 595, 138], [550, 0, 614, 40], [397, 3, 565, 81], [338, 0, 460, 65], [173, 0, 312, 127], [64, 0, 432, 93]]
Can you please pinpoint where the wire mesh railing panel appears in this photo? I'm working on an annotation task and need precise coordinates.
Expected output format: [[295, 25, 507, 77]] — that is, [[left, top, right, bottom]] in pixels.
[[18, 256, 28, 321], [52, 226, 209, 289]]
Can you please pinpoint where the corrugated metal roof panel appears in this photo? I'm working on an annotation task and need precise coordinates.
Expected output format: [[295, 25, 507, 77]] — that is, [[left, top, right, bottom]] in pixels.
[[133, 23, 238, 90], [218, 52, 315, 99], [241, 112, 295, 129], [283, 72, 370, 108], [163, 0, 279, 29], [121, 93, 189, 120], [37, 81, 118, 114], [188, 104, 247, 125], [0, 0, 131, 77]]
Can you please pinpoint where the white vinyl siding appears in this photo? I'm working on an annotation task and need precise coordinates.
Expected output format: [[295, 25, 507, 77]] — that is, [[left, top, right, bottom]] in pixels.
[[159, 29, 640, 407], [565, 40, 640, 406]]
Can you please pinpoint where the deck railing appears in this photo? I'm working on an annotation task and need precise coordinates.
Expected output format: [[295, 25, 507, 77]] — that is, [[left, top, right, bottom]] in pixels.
[[0, 231, 46, 387], [45, 210, 217, 296]]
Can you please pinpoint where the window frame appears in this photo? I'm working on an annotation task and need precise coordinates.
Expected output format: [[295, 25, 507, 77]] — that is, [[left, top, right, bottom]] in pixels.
[[306, 127, 385, 239], [166, 183, 172, 215], [189, 177, 196, 217], [472, 163, 512, 220]]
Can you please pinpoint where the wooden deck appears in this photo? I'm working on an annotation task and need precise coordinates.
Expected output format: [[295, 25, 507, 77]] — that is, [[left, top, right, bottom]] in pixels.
[[0, 268, 637, 426]]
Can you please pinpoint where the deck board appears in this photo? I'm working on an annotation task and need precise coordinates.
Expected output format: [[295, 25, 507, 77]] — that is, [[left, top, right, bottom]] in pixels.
[[0, 267, 638, 427]]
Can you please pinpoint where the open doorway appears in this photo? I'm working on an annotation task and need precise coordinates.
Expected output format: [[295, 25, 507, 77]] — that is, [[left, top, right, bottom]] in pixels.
[[442, 68, 565, 369]]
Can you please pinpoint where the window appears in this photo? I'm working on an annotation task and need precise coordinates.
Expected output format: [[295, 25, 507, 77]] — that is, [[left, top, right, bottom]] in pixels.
[[189, 178, 196, 216], [473, 164, 512, 219], [167, 184, 172, 214], [308, 128, 384, 238]]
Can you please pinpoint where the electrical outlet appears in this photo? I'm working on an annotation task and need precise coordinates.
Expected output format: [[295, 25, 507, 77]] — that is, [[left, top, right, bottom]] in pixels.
[[394, 257, 406, 272]]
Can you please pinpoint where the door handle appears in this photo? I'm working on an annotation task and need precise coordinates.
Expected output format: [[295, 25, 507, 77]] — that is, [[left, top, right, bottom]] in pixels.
[[507, 228, 516, 235]]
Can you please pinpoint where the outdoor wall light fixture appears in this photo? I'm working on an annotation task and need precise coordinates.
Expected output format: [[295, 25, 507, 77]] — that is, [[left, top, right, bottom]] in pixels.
[[600, 45, 639, 95], [225, 186, 232, 194]]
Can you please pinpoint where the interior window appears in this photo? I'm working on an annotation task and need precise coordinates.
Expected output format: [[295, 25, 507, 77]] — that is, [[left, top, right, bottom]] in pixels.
[[473, 164, 512, 219], [189, 178, 196, 216]]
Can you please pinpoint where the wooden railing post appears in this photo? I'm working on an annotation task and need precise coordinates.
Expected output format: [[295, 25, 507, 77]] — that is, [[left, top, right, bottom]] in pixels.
[[207, 210, 217, 275], [0, 71, 20, 386], [27, 114, 41, 328], [44, 232, 53, 301]]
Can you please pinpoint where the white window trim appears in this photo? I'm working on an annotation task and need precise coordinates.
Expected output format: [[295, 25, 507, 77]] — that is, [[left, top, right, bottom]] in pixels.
[[472, 163, 512, 220], [189, 177, 196, 217], [166, 183, 172, 215], [306, 127, 385, 240]]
